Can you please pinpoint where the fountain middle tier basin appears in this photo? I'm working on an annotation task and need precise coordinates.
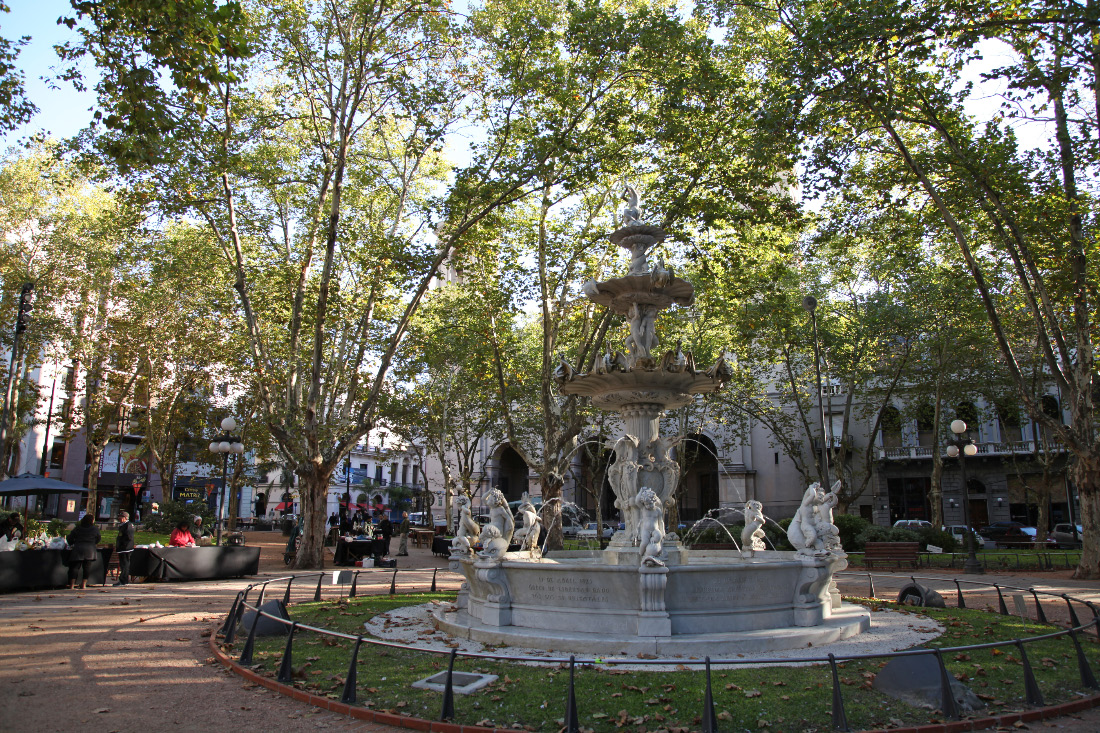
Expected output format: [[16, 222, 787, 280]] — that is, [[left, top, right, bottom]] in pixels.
[[434, 550, 870, 656]]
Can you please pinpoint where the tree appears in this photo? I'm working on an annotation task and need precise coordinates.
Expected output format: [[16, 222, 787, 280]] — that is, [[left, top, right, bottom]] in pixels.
[[0, 2, 36, 134], [770, 0, 1100, 576]]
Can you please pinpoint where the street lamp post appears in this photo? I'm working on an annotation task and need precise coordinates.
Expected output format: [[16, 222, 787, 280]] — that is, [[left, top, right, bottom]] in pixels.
[[946, 419, 983, 574], [802, 295, 830, 488], [209, 417, 245, 546]]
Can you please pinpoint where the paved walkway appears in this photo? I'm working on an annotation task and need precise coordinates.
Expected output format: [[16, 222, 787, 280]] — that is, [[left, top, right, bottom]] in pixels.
[[2, 536, 1099, 732]]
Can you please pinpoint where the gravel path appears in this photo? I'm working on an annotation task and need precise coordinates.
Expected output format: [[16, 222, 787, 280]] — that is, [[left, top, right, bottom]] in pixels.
[[2, 535, 1099, 732]]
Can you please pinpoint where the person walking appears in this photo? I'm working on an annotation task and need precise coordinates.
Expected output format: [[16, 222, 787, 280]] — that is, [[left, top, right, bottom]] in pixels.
[[397, 511, 410, 556], [379, 514, 393, 556], [67, 514, 101, 590], [113, 510, 135, 586]]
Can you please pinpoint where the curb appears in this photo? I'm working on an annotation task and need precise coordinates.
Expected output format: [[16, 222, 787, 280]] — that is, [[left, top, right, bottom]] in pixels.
[[210, 625, 1100, 733]]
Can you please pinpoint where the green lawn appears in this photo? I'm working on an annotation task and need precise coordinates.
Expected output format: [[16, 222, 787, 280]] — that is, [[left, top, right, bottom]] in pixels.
[[224, 594, 1100, 732], [97, 529, 170, 546]]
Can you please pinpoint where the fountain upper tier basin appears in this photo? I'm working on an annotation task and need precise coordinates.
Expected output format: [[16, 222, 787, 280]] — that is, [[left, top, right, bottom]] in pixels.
[[559, 367, 728, 409], [436, 549, 869, 656]]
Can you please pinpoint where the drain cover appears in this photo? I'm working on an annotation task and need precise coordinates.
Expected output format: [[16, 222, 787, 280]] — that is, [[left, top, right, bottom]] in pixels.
[[411, 670, 497, 695]]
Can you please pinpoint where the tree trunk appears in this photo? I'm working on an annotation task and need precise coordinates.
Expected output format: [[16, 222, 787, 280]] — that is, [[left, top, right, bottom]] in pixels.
[[86, 447, 101, 520], [929, 455, 944, 529], [1073, 458, 1100, 579], [542, 476, 564, 551], [292, 467, 334, 568]]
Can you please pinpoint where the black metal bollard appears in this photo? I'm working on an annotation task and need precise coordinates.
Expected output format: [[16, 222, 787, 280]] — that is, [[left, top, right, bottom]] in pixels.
[[314, 572, 323, 602], [1029, 590, 1048, 625], [994, 585, 1009, 616], [341, 636, 364, 704], [349, 571, 358, 599], [564, 655, 580, 733], [933, 649, 959, 720], [701, 656, 718, 733], [277, 623, 298, 684], [1015, 640, 1045, 707], [954, 579, 965, 609], [220, 592, 243, 638], [238, 601, 263, 665], [431, 567, 438, 593], [1069, 628, 1099, 690], [440, 647, 457, 720], [1085, 602, 1100, 640], [1064, 594, 1082, 628], [283, 576, 293, 607], [827, 653, 850, 731], [390, 569, 397, 595]]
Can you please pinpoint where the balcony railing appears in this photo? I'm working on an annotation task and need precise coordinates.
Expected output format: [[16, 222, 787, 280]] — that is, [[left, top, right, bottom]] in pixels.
[[877, 440, 1067, 460]]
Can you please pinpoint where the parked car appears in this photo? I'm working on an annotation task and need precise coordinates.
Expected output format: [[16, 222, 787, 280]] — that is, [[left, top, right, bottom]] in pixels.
[[1051, 523, 1084, 549], [561, 517, 583, 538], [979, 521, 1036, 548], [577, 522, 615, 539], [944, 525, 986, 549], [893, 519, 932, 530]]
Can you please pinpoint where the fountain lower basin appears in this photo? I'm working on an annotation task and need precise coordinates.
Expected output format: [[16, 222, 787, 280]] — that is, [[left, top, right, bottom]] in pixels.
[[434, 549, 869, 656]]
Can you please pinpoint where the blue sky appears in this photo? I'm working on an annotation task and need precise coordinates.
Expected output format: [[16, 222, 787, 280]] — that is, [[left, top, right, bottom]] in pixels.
[[3, 0, 97, 145]]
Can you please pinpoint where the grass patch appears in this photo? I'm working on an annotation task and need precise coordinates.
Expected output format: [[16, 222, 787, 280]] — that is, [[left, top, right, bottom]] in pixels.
[[98, 530, 170, 546], [848, 550, 1082, 571], [224, 593, 1100, 732]]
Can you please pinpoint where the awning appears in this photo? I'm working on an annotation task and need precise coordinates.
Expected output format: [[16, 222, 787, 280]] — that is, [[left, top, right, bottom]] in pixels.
[[273, 501, 293, 511]]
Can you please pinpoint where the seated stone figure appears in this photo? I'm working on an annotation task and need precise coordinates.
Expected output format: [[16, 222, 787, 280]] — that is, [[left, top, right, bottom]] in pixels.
[[741, 500, 766, 555], [636, 487, 665, 567], [450, 495, 480, 557]]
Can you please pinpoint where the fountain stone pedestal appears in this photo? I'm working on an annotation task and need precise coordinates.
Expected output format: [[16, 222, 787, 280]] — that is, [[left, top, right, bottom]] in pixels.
[[435, 195, 868, 656]]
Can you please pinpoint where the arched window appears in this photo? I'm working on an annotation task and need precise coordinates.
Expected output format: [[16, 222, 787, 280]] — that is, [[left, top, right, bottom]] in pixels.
[[880, 406, 902, 448], [996, 402, 1024, 443], [1041, 395, 1061, 422], [956, 401, 978, 428], [916, 404, 936, 446]]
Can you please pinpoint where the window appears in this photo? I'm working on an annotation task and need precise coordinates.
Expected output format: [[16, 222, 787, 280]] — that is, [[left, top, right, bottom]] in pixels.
[[916, 404, 936, 446], [401, 464, 409, 485], [881, 406, 902, 448], [374, 465, 383, 483], [49, 441, 66, 469], [996, 402, 1024, 442]]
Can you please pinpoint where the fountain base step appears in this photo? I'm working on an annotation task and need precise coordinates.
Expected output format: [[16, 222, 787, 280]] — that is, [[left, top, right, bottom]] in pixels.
[[432, 603, 870, 656]]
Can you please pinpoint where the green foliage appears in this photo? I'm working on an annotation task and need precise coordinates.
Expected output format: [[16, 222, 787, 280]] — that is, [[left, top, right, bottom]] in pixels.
[[764, 516, 793, 551], [833, 514, 870, 552], [143, 498, 214, 535], [853, 524, 920, 550], [917, 526, 958, 553]]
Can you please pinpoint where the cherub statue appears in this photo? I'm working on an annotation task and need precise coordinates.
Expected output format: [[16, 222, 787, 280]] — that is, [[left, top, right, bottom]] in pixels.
[[667, 339, 688, 373], [787, 482, 822, 555], [814, 479, 843, 555], [651, 255, 672, 287], [552, 352, 575, 383], [450, 494, 480, 556], [486, 488, 515, 545], [741, 500, 767, 556], [608, 435, 639, 537], [477, 524, 509, 560], [622, 186, 641, 226], [513, 492, 542, 555], [636, 487, 666, 566], [595, 345, 615, 375], [625, 303, 658, 361]]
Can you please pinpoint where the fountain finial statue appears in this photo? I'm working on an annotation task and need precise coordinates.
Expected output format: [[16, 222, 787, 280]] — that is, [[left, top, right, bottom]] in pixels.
[[622, 186, 641, 226], [637, 487, 666, 566]]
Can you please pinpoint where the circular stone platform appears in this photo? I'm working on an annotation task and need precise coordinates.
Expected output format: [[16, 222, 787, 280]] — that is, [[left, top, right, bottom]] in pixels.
[[365, 602, 930, 667], [432, 601, 870, 657]]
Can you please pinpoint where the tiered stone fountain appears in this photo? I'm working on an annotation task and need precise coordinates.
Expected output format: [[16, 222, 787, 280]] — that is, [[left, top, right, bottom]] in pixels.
[[435, 189, 868, 655]]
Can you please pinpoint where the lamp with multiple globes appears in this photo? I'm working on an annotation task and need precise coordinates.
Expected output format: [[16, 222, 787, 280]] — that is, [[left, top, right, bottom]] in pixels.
[[947, 419, 983, 574], [209, 417, 245, 545]]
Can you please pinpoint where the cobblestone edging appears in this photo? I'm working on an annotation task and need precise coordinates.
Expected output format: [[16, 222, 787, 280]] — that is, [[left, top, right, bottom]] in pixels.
[[209, 623, 1100, 733]]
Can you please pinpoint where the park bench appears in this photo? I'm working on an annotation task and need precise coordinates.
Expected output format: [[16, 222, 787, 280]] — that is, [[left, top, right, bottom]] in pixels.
[[862, 541, 921, 569]]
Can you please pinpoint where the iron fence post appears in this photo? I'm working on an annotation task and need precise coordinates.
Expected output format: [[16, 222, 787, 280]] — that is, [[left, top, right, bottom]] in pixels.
[[1014, 640, 1045, 706], [390, 569, 397, 595], [431, 567, 438, 593], [994, 585, 1009, 615], [827, 653, 850, 731], [440, 647, 457, 720], [565, 655, 580, 733], [220, 592, 242, 638], [933, 649, 959, 720], [277, 622, 297, 684], [341, 636, 364, 704], [238, 601, 263, 665], [349, 571, 358, 599], [702, 656, 717, 733], [1029, 590, 1048, 625], [283, 576, 293, 607], [314, 572, 324, 602], [954, 579, 965, 609]]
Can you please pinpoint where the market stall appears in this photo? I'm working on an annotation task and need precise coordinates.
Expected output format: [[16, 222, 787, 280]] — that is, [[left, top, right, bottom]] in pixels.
[[0, 547, 112, 592], [128, 546, 260, 581]]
